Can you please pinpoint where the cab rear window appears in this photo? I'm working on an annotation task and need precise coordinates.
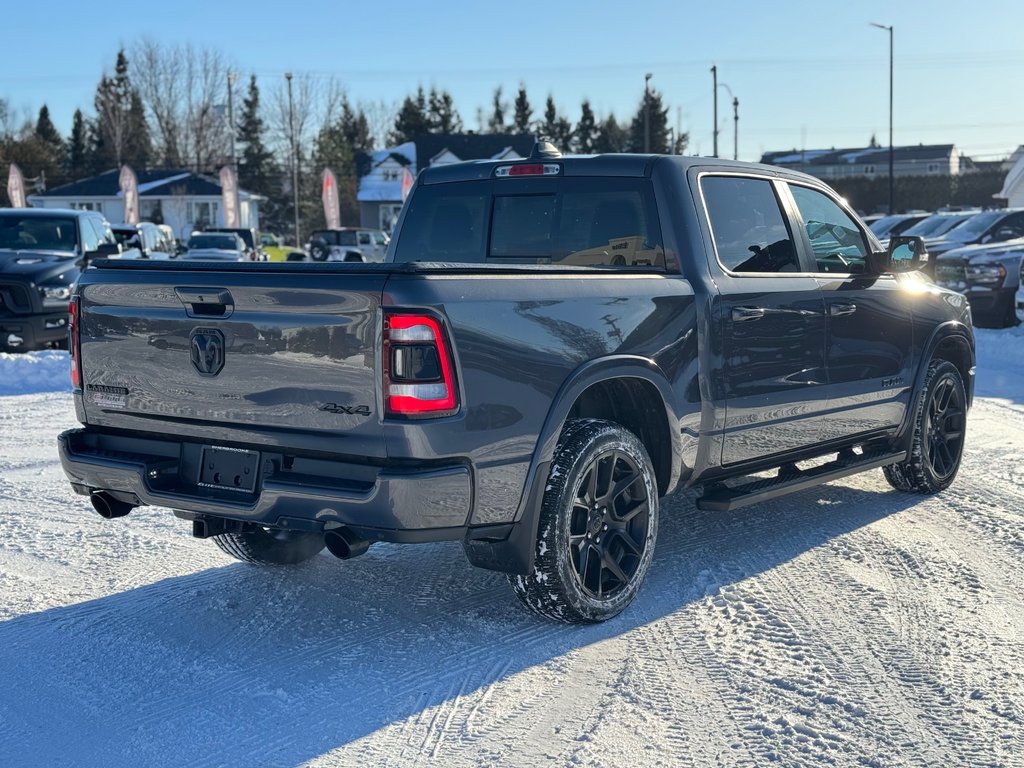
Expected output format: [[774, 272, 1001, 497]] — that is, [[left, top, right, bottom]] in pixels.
[[394, 177, 665, 269]]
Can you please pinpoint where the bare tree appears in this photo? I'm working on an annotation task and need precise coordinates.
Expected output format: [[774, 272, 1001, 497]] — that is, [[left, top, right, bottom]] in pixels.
[[132, 40, 232, 171], [361, 99, 399, 150]]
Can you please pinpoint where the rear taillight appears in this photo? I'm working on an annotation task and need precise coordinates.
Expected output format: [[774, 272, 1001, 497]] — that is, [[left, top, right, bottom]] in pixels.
[[69, 295, 82, 389], [383, 312, 458, 418]]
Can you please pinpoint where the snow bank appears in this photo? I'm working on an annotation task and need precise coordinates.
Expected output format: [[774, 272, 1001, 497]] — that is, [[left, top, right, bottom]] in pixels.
[[0, 350, 72, 395], [974, 325, 1024, 401]]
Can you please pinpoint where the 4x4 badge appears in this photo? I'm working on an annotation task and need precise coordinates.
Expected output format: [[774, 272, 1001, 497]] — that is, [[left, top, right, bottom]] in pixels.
[[319, 403, 371, 416], [190, 328, 225, 376]]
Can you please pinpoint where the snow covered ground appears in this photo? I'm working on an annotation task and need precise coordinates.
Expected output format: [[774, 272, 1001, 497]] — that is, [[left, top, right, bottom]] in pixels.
[[0, 331, 1022, 767]]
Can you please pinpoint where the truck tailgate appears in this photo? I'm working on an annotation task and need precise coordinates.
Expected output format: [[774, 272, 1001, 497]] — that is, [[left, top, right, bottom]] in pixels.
[[77, 265, 387, 457]]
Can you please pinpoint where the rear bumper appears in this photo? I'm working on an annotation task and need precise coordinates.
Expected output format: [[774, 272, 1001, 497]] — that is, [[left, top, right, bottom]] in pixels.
[[58, 428, 475, 541]]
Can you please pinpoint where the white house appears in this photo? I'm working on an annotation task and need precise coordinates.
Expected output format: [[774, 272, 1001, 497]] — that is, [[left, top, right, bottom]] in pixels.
[[997, 146, 1024, 208], [27, 169, 262, 238], [357, 134, 536, 231]]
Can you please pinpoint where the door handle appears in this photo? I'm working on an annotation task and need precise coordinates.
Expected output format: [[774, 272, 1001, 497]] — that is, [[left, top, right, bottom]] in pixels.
[[830, 303, 857, 317], [731, 306, 765, 322]]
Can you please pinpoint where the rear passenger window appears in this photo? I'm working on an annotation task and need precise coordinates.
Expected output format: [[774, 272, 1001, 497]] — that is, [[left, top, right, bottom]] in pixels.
[[789, 184, 869, 272], [702, 176, 800, 273]]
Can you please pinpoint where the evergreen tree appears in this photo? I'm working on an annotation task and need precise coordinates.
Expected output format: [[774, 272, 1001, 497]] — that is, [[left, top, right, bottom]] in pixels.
[[310, 122, 358, 230], [91, 49, 151, 170], [513, 84, 532, 134], [235, 76, 281, 229], [627, 87, 670, 154], [338, 96, 373, 151], [539, 96, 572, 152], [67, 108, 91, 180], [594, 114, 628, 154], [427, 88, 462, 134], [390, 87, 430, 144], [487, 87, 506, 133], [573, 100, 599, 154], [33, 105, 66, 185]]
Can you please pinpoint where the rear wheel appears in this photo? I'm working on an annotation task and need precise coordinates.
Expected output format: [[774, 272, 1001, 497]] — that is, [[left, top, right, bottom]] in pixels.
[[213, 526, 325, 565], [509, 419, 658, 623], [883, 359, 966, 493]]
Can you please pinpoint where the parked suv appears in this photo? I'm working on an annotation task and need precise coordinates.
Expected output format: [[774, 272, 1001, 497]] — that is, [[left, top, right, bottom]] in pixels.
[[0, 208, 119, 351], [203, 227, 265, 261], [111, 222, 175, 260], [307, 227, 389, 262], [925, 208, 1024, 258], [934, 238, 1024, 327]]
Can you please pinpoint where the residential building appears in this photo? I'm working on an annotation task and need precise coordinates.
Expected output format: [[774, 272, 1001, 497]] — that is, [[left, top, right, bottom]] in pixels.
[[997, 146, 1024, 208], [357, 133, 535, 231], [27, 169, 262, 238], [760, 144, 961, 180]]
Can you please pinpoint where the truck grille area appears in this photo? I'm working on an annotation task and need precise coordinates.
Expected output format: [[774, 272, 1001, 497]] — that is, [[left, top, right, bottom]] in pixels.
[[0, 282, 33, 316]]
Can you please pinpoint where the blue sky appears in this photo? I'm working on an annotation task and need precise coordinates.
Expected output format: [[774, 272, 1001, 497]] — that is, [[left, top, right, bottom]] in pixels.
[[3, 0, 1023, 161]]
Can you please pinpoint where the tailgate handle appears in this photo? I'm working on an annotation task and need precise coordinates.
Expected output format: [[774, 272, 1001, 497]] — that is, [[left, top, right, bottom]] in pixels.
[[175, 288, 234, 318]]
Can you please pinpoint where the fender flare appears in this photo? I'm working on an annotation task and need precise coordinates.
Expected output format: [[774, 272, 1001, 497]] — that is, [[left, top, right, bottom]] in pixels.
[[464, 355, 681, 575], [896, 320, 975, 446]]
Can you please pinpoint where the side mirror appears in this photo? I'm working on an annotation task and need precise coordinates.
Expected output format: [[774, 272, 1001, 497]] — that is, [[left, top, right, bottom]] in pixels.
[[873, 235, 928, 274]]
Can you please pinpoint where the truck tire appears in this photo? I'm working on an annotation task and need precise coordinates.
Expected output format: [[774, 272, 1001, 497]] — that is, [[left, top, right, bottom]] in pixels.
[[213, 527, 325, 565], [883, 359, 966, 494], [509, 419, 659, 623]]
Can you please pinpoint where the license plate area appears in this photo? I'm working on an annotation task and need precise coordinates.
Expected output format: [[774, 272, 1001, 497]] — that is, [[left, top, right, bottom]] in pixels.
[[199, 447, 259, 493]]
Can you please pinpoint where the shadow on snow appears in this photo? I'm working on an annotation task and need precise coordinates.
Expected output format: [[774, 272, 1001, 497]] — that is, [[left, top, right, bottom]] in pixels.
[[0, 483, 922, 767]]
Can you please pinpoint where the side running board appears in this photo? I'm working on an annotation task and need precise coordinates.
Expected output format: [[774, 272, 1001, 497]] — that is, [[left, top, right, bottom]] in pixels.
[[696, 449, 907, 512]]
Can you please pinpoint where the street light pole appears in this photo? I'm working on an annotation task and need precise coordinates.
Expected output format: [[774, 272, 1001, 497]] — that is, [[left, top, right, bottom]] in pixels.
[[871, 22, 894, 213], [285, 71, 299, 247], [710, 65, 718, 158], [644, 72, 652, 153]]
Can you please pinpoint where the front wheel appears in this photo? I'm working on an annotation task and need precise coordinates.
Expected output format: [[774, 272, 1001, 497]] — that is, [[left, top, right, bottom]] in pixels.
[[213, 526, 325, 565], [883, 359, 967, 493], [509, 419, 659, 623]]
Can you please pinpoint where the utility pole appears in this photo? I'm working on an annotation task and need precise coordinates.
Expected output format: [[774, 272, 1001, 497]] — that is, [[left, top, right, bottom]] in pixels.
[[710, 65, 718, 157], [733, 96, 739, 161], [285, 71, 299, 247], [227, 71, 237, 172], [871, 22, 895, 213], [644, 72, 652, 153]]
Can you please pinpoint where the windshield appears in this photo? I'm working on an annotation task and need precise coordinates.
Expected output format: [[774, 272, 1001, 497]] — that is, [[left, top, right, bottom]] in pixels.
[[187, 234, 239, 250], [946, 211, 1004, 241], [0, 215, 78, 252], [902, 214, 970, 238], [112, 228, 139, 247]]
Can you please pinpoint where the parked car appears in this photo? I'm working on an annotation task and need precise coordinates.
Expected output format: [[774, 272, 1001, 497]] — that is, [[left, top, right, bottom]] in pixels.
[[259, 232, 304, 262], [203, 227, 265, 261], [934, 238, 1024, 327], [111, 222, 175, 260], [1017, 257, 1024, 324], [180, 232, 248, 261], [0, 208, 119, 351], [868, 212, 930, 240], [58, 146, 974, 623], [307, 227, 389, 262], [899, 211, 976, 240], [925, 208, 1024, 258]]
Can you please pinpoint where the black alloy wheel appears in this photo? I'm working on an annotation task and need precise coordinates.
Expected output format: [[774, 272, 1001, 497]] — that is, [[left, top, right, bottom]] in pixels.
[[568, 448, 651, 601], [883, 359, 967, 494], [509, 419, 659, 623], [923, 372, 965, 482]]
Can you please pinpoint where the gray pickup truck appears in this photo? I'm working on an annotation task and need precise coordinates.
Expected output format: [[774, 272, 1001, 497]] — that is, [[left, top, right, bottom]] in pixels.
[[59, 144, 975, 623]]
